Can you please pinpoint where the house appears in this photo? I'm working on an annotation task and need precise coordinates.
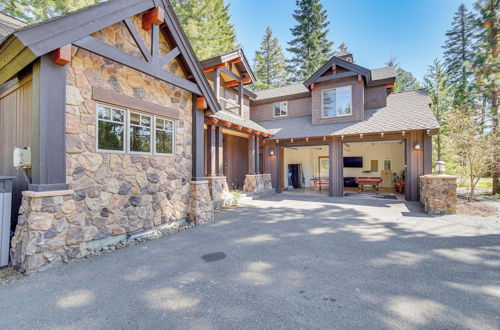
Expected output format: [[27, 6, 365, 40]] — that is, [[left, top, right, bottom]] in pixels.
[[0, 0, 438, 273]]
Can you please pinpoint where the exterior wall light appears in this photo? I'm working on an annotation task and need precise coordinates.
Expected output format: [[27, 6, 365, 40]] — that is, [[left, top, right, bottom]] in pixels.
[[414, 143, 421, 150], [435, 161, 446, 174], [269, 150, 275, 156]]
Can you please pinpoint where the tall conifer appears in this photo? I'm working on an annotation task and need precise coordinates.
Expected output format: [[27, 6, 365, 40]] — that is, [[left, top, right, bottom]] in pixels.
[[253, 27, 289, 90], [386, 56, 421, 92], [0, 0, 99, 23]]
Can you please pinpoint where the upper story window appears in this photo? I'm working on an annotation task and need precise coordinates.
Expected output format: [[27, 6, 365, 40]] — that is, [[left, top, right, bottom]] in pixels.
[[273, 101, 288, 117], [321, 86, 352, 118], [96, 103, 175, 156]]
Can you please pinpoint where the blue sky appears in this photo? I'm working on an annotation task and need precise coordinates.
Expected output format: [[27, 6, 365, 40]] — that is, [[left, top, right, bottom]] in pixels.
[[229, 0, 475, 82]]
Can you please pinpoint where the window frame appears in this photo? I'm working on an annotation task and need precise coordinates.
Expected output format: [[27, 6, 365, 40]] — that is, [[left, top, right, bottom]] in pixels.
[[127, 110, 153, 155], [95, 102, 176, 157], [273, 101, 288, 117], [321, 85, 353, 118]]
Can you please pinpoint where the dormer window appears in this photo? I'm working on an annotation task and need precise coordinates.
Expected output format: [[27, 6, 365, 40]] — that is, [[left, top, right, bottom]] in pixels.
[[273, 101, 288, 117], [321, 86, 352, 118]]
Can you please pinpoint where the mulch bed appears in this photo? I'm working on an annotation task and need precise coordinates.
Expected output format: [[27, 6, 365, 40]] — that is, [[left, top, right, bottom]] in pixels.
[[456, 198, 499, 217]]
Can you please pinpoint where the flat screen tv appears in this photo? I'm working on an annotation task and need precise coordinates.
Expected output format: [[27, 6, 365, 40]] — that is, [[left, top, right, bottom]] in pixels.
[[344, 157, 363, 168]]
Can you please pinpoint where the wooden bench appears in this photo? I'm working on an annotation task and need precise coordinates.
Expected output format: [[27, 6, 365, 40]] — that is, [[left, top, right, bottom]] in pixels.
[[355, 177, 383, 191]]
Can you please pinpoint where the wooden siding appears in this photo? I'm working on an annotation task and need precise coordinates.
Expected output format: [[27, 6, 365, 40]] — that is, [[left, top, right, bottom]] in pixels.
[[0, 76, 32, 223], [224, 134, 248, 190], [250, 97, 311, 122], [364, 85, 387, 109]]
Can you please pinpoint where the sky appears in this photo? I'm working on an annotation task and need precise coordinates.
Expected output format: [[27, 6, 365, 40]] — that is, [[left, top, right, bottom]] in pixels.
[[229, 0, 476, 82]]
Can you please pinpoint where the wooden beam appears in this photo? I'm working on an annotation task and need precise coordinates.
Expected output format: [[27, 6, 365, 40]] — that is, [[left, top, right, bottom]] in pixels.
[[73, 36, 202, 95], [243, 127, 253, 134], [123, 18, 151, 62], [234, 125, 242, 131], [357, 74, 362, 83], [142, 7, 165, 31], [220, 120, 231, 127], [220, 67, 241, 82], [311, 83, 316, 91], [205, 116, 218, 125], [225, 80, 240, 88], [93, 87, 180, 119], [332, 64, 337, 73], [242, 77, 252, 84], [386, 82, 394, 88], [315, 71, 357, 83], [151, 24, 159, 59], [191, 94, 204, 181], [228, 57, 242, 64], [157, 47, 180, 69], [196, 96, 207, 110], [52, 44, 71, 66], [203, 63, 227, 73]]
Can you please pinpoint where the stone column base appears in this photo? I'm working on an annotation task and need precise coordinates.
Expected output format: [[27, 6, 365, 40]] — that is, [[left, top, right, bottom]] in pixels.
[[10, 189, 81, 274], [243, 174, 274, 197], [207, 176, 234, 210], [187, 180, 214, 223], [420, 174, 458, 215]]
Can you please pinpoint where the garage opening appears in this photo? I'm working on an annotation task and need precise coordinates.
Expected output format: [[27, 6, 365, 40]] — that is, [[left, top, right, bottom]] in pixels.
[[343, 140, 405, 200]]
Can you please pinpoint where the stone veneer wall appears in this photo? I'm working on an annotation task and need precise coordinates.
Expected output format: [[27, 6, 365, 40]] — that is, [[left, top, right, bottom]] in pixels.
[[207, 176, 234, 210], [420, 175, 458, 215], [243, 174, 274, 196], [10, 21, 216, 273]]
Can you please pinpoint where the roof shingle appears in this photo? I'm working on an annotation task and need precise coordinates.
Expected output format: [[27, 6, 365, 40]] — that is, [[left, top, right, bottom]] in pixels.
[[0, 13, 26, 42], [253, 83, 310, 102], [257, 90, 438, 139]]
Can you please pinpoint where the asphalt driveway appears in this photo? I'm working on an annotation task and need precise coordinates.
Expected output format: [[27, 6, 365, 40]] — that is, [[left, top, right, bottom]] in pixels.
[[1, 193, 499, 329]]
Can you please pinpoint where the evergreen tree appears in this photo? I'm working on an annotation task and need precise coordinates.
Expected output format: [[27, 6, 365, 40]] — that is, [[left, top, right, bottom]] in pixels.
[[253, 27, 289, 91], [424, 59, 453, 161], [171, 0, 238, 59], [473, 0, 499, 194], [0, 0, 99, 23], [386, 56, 421, 92], [287, 0, 333, 81], [442, 4, 478, 109]]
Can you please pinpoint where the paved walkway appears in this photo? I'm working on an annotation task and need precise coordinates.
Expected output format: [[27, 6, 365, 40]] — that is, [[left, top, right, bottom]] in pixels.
[[1, 193, 499, 329]]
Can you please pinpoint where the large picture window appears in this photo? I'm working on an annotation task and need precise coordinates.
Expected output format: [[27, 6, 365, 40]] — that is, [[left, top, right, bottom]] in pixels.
[[273, 102, 288, 117], [321, 86, 352, 118], [96, 103, 175, 156]]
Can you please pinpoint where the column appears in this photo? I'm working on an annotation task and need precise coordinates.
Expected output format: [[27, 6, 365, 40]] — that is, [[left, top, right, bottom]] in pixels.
[[29, 54, 69, 192], [328, 136, 343, 197], [248, 135, 256, 175], [215, 126, 224, 176], [255, 135, 260, 174], [276, 143, 282, 193], [239, 80, 244, 116], [191, 94, 205, 181], [206, 125, 216, 176]]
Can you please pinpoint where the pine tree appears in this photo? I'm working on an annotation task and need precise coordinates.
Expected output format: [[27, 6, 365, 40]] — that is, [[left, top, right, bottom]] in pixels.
[[287, 0, 333, 81], [473, 0, 499, 195], [336, 42, 349, 55], [424, 59, 453, 161], [442, 4, 477, 109], [171, 0, 238, 59], [0, 0, 99, 23], [253, 27, 289, 91], [386, 56, 421, 92]]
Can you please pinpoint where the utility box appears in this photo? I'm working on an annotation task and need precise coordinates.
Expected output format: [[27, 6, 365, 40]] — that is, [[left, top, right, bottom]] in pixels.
[[0, 176, 16, 267]]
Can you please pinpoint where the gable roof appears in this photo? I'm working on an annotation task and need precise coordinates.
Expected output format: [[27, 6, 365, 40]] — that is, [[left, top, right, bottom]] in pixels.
[[200, 48, 256, 84], [303, 55, 395, 88], [256, 90, 438, 140], [0, 13, 26, 42], [0, 0, 220, 112]]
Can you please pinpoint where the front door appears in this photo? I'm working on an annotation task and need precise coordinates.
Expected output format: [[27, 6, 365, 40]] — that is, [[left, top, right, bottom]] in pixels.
[[223, 134, 248, 190]]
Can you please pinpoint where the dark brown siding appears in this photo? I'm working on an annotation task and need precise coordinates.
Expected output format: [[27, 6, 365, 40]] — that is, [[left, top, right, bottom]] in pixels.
[[0, 76, 32, 224], [224, 134, 248, 190], [250, 97, 311, 121], [364, 85, 387, 109]]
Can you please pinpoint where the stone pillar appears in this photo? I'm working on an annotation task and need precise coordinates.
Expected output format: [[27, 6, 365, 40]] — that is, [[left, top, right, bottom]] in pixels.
[[188, 180, 214, 223], [206, 125, 216, 177], [248, 135, 256, 175], [420, 174, 458, 215], [215, 126, 224, 176], [207, 176, 233, 210]]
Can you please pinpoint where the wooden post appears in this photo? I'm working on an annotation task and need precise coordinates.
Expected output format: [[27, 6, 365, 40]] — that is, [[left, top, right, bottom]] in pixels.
[[214, 68, 220, 102], [276, 144, 282, 193], [328, 136, 343, 197], [29, 54, 69, 192], [206, 125, 216, 176], [239, 80, 244, 116], [192, 95, 205, 181], [423, 134, 432, 175], [248, 135, 256, 175], [215, 126, 224, 176], [255, 135, 260, 174]]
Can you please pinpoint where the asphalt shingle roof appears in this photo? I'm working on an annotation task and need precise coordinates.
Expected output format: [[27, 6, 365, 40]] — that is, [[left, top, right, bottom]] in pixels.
[[209, 110, 272, 135], [257, 90, 439, 140], [253, 83, 310, 102], [0, 13, 26, 42], [370, 66, 396, 81]]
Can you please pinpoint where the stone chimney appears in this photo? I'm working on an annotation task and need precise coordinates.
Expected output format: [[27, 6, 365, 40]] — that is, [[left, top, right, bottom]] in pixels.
[[337, 53, 354, 63]]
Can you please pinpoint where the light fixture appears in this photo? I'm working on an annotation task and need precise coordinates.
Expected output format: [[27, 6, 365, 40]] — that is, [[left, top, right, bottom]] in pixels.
[[414, 143, 421, 150], [269, 149, 275, 156], [435, 160, 446, 174]]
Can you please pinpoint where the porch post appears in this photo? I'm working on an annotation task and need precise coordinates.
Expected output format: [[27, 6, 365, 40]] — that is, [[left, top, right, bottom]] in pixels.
[[329, 136, 343, 197], [423, 134, 432, 174], [248, 135, 256, 174], [192, 94, 205, 181], [29, 54, 69, 192], [214, 68, 220, 103], [215, 126, 224, 176], [206, 125, 216, 176], [276, 143, 282, 193], [255, 136, 260, 174], [239, 80, 244, 116]]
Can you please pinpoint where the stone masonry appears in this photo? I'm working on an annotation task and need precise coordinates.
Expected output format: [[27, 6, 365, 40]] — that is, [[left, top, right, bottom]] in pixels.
[[207, 176, 234, 210], [243, 174, 274, 197], [420, 174, 458, 215], [188, 181, 214, 223]]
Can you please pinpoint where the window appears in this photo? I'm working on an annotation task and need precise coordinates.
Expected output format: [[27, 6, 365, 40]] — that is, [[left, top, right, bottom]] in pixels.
[[273, 102, 288, 117], [96, 103, 175, 156], [155, 118, 174, 155], [97, 104, 125, 152], [321, 86, 352, 118], [129, 112, 152, 153]]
